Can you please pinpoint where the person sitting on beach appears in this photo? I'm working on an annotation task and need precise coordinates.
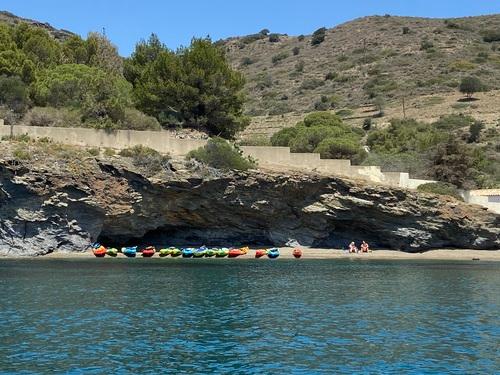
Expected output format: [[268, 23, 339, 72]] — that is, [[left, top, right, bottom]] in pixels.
[[360, 241, 370, 253], [349, 242, 358, 253]]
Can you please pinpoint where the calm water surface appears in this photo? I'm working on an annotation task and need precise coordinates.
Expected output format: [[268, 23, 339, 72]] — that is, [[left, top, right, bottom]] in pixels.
[[0, 258, 499, 374]]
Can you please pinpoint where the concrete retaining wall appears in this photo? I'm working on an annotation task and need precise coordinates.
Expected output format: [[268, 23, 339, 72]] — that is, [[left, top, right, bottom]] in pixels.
[[2, 125, 208, 155], [0, 125, 441, 189], [240, 146, 291, 165]]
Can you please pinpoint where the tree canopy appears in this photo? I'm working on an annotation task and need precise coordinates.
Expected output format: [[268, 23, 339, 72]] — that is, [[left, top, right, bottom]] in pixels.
[[0, 23, 248, 136], [125, 36, 248, 138]]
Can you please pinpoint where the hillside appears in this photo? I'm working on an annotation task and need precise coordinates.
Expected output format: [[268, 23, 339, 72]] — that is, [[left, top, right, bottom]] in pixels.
[[0, 10, 74, 40], [222, 15, 500, 116]]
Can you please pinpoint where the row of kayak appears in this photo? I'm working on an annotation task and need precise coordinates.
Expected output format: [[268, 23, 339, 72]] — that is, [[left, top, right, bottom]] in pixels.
[[92, 244, 302, 259]]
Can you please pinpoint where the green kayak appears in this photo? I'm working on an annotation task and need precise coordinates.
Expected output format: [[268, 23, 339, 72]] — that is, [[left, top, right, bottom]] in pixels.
[[159, 248, 170, 257], [204, 249, 216, 257], [215, 248, 229, 258], [106, 248, 118, 257], [193, 250, 205, 258], [170, 248, 181, 257]]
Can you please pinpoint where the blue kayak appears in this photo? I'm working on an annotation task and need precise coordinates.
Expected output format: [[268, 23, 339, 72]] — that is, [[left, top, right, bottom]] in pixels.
[[182, 248, 194, 258], [267, 248, 280, 259], [122, 246, 137, 258]]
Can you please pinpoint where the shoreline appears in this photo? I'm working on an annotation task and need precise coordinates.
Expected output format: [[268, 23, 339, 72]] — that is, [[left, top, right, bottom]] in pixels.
[[2, 248, 500, 262]]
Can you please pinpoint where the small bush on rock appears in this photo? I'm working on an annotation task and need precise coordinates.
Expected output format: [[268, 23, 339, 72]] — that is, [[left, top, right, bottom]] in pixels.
[[119, 145, 170, 175], [417, 182, 463, 200], [187, 137, 256, 171]]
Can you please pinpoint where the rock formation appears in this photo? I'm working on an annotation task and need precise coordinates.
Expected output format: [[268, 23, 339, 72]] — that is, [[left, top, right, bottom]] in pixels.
[[0, 157, 498, 256]]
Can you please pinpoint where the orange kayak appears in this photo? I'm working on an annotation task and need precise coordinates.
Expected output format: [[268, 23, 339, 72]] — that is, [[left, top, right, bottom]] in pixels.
[[293, 248, 302, 258], [93, 246, 106, 257], [142, 246, 156, 257], [228, 248, 245, 258], [255, 249, 267, 258]]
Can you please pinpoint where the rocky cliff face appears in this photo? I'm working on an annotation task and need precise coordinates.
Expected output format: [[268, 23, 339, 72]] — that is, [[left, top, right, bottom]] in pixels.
[[0, 156, 498, 256]]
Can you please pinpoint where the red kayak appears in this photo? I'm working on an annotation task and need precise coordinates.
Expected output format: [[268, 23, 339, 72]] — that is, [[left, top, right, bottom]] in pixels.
[[142, 246, 156, 257], [93, 246, 106, 257], [255, 249, 267, 258], [293, 248, 302, 258], [228, 248, 245, 258]]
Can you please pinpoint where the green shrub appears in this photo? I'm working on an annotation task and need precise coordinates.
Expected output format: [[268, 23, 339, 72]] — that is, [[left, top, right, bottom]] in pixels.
[[417, 182, 463, 200], [33, 64, 132, 123], [119, 145, 170, 175], [187, 137, 256, 170], [241, 57, 254, 66], [429, 138, 475, 188], [271, 127, 299, 147], [23, 107, 83, 128], [402, 27, 410, 35], [325, 71, 337, 81], [459, 76, 483, 98], [449, 60, 476, 72], [298, 35, 305, 42], [268, 34, 280, 43], [363, 118, 372, 131], [289, 126, 342, 153], [272, 51, 289, 64], [302, 112, 343, 127], [420, 39, 435, 51], [314, 137, 365, 160], [335, 108, 354, 118], [299, 78, 324, 90], [433, 114, 475, 130], [363, 75, 397, 98], [120, 108, 161, 131], [482, 29, 500, 43], [311, 27, 326, 46], [444, 19, 461, 29], [292, 46, 300, 55], [271, 112, 363, 160], [13, 147, 32, 160], [0, 75, 29, 113], [267, 101, 291, 116], [295, 61, 305, 72], [2, 133, 31, 142], [87, 147, 100, 156], [367, 119, 447, 154], [104, 148, 115, 157], [468, 121, 484, 143], [241, 33, 266, 44]]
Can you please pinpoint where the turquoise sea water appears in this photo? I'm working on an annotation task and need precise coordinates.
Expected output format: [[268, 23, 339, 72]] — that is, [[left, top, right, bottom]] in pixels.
[[0, 258, 499, 374]]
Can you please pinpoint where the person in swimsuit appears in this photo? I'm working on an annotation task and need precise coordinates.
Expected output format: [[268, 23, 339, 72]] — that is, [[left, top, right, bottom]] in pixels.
[[349, 242, 358, 253], [360, 241, 370, 253]]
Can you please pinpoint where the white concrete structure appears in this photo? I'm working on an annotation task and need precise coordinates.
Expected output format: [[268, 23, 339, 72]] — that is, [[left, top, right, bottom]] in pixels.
[[461, 190, 500, 214]]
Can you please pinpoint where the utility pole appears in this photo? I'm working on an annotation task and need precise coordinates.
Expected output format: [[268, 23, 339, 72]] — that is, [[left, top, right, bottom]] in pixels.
[[402, 96, 406, 119]]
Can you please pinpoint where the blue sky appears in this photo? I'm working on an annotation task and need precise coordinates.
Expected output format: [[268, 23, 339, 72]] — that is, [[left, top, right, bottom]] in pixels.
[[2, 0, 499, 56]]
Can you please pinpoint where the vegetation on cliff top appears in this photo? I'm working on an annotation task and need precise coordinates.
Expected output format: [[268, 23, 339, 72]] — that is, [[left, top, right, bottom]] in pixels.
[[187, 137, 256, 171], [0, 21, 247, 137], [271, 112, 366, 162]]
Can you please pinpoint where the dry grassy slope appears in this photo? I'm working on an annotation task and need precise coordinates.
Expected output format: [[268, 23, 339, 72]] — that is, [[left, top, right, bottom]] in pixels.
[[223, 14, 500, 118], [242, 89, 500, 138], [0, 10, 75, 40]]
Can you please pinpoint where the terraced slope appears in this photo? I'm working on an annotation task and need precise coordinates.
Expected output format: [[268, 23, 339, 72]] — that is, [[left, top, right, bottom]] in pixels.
[[222, 15, 500, 116]]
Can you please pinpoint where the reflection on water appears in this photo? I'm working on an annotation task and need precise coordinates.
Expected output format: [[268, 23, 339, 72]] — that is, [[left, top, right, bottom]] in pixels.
[[0, 259, 499, 373]]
